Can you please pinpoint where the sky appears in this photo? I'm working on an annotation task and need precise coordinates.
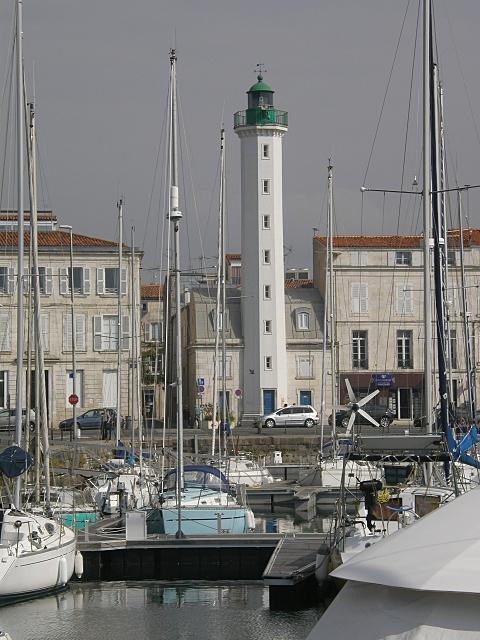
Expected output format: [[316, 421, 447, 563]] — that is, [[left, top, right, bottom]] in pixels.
[[0, 1, 480, 281]]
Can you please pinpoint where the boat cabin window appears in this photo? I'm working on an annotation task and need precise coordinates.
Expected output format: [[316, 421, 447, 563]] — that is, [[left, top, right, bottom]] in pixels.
[[383, 465, 412, 485]]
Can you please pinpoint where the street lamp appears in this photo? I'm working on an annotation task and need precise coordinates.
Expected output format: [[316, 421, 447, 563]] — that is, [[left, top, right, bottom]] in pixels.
[[59, 224, 79, 440]]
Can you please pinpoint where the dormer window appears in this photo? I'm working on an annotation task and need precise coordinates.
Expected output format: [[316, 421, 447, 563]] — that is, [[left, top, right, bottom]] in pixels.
[[296, 309, 310, 331]]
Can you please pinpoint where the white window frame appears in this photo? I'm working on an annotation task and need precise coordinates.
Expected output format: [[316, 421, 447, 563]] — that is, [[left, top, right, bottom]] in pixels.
[[264, 356, 272, 371], [296, 355, 314, 379], [263, 249, 271, 264], [264, 284, 271, 300], [0, 266, 14, 295], [264, 319, 272, 334], [296, 310, 310, 331], [0, 371, 8, 407], [96, 267, 128, 296], [0, 315, 11, 352], [63, 313, 87, 352], [395, 284, 413, 315], [351, 282, 368, 314], [93, 314, 130, 352], [218, 356, 232, 379], [262, 143, 270, 159], [27, 266, 52, 295], [262, 215, 270, 230], [261, 179, 270, 195], [66, 369, 84, 408], [395, 251, 412, 266]]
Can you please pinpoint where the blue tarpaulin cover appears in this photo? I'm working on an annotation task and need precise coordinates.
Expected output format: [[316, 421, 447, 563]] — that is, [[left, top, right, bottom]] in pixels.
[[0, 446, 32, 478]]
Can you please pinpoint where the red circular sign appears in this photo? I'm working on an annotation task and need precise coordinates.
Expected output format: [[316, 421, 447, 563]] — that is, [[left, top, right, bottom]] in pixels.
[[68, 394, 79, 406]]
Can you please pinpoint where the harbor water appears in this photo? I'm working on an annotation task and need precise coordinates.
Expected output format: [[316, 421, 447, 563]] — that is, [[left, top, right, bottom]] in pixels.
[[0, 510, 329, 640], [0, 582, 324, 640]]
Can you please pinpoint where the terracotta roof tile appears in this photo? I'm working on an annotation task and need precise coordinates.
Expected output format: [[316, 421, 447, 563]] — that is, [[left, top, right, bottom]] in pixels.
[[225, 253, 241, 262], [141, 284, 163, 299], [314, 229, 480, 249], [284, 278, 314, 289], [0, 230, 118, 248]]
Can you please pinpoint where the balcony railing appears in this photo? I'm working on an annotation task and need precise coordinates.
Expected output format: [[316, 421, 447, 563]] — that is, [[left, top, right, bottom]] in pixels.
[[234, 108, 288, 129]]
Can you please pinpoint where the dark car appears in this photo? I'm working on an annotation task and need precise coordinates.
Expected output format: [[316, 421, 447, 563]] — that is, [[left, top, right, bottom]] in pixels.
[[329, 404, 395, 429], [59, 408, 124, 432]]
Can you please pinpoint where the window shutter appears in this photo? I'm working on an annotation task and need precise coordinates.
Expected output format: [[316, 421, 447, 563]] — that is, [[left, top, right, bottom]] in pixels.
[[7, 267, 14, 294], [404, 286, 413, 314], [0, 315, 10, 351], [24, 266, 29, 292], [83, 267, 91, 295], [121, 268, 128, 296], [96, 268, 105, 295], [360, 283, 368, 313], [121, 314, 130, 350], [45, 268, 53, 295], [388, 251, 395, 266], [63, 314, 72, 351], [93, 315, 103, 351], [59, 267, 69, 295], [76, 314, 86, 351], [396, 285, 413, 314], [41, 314, 49, 351], [351, 283, 360, 313]]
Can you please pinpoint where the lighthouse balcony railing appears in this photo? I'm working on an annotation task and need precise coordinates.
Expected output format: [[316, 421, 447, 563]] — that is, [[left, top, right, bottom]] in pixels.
[[234, 109, 288, 129]]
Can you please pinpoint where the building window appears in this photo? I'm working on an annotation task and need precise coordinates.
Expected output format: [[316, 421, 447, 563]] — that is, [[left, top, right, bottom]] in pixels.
[[93, 315, 130, 351], [66, 370, 84, 408], [31, 314, 49, 352], [147, 353, 164, 376], [352, 330, 368, 369], [69, 267, 85, 294], [263, 249, 271, 264], [448, 251, 456, 266], [63, 314, 86, 352], [218, 356, 232, 379], [296, 355, 314, 379], [262, 144, 270, 159], [96, 267, 127, 295], [264, 356, 272, 370], [264, 319, 272, 334], [141, 302, 148, 313], [264, 284, 271, 300], [450, 329, 457, 369], [0, 371, 8, 407], [262, 215, 270, 230], [351, 283, 368, 313], [395, 285, 413, 315], [296, 310, 310, 331], [28, 266, 52, 295], [147, 321, 162, 342], [262, 179, 270, 195], [0, 267, 13, 295], [397, 330, 413, 368], [0, 315, 11, 352], [395, 251, 412, 266]]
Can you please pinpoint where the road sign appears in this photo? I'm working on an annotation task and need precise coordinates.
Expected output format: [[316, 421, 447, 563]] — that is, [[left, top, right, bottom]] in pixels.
[[197, 377, 205, 386], [235, 388, 243, 398], [197, 385, 205, 394], [68, 393, 79, 406]]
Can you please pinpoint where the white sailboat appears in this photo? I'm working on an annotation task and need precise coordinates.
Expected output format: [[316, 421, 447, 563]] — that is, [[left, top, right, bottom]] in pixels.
[[0, 2, 77, 602]]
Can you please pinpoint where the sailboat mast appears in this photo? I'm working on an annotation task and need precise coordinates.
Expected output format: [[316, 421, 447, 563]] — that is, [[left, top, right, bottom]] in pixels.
[[422, 0, 433, 438], [116, 198, 123, 446], [168, 49, 184, 536], [327, 162, 337, 455], [14, 0, 25, 507], [211, 129, 224, 457], [221, 131, 227, 459], [27, 102, 50, 507], [130, 227, 136, 460]]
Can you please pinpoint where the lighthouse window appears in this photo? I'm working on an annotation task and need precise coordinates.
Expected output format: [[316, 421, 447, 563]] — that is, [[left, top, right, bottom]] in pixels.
[[264, 285, 271, 300], [262, 179, 270, 195], [264, 320, 272, 334], [262, 144, 270, 159], [263, 249, 271, 264], [262, 215, 270, 230], [264, 356, 272, 371]]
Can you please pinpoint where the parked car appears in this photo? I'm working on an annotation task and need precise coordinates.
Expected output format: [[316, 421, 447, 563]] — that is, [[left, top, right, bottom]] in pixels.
[[59, 408, 124, 432], [262, 405, 319, 428], [329, 404, 395, 429], [0, 408, 35, 432]]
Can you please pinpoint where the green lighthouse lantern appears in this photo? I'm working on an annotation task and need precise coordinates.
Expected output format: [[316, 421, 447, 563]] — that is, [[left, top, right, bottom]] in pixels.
[[234, 69, 288, 129]]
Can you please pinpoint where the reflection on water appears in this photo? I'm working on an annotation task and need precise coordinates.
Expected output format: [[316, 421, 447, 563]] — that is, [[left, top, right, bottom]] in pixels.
[[0, 582, 323, 640], [253, 507, 335, 535]]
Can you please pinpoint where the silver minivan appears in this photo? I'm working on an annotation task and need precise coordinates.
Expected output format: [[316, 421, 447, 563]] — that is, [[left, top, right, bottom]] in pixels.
[[262, 405, 319, 428]]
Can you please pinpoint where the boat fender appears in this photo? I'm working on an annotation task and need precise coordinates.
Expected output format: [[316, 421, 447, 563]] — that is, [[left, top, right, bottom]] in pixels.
[[74, 550, 84, 579], [58, 555, 68, 585], [246, 509, 256, 531]]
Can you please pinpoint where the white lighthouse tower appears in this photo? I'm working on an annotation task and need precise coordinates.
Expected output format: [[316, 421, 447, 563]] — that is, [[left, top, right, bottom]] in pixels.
[[234, 69, 288, 421]]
